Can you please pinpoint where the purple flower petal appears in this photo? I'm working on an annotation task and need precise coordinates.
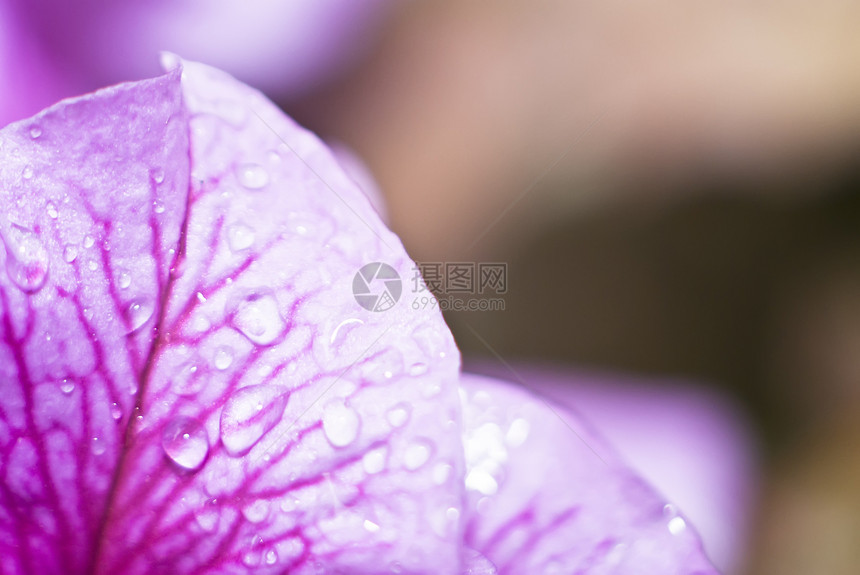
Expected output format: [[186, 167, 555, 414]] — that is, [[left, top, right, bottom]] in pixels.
[[1, 59, 463, 574], [1, 56, 720, 575], [459, 373, 719, 574]]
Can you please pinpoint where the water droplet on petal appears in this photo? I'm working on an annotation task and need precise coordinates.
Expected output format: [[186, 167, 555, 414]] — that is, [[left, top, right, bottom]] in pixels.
[[195, 507, 219, 532], [22, 165, 34, 179], [237, 163, 269, 189], [1, 226, 49, 292], [213, 346, 234, 370], [62, 244, 78, 263], [265, 549, 278, 565], [29, 126, 42, 139], [60, 380, 75, 394], [125, 299, 154, 334], [668, 516, 687, 535], [220, 384, 289, 456], [386, 404, 410, 428], [91, 436, 106, 456], [408, 362, 428, 376], [83, 235, 95, 249], [117, 270, 132, 289], [329, 318, 363, 346], [46, 203, 58, 219], [227, 223, 255, 252], [362, 447, 387, 475], [152, 168, 165, 184], [422, 382, 441, 398], [162, 416, 209, 471], [110, 403, 123, 422], [404, 440, 432, 470], [153, 200, 165, 214], [505, 418, 530, 447], [322, 399, 360, 448], [231, 292, 284, 346], [242, 499, 270, 523], [465, 468, 498, 496]]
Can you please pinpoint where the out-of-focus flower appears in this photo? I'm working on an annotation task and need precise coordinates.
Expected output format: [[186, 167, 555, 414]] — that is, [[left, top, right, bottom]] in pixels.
[[1, 0, 391, 126], [0, 1, 71, 127], [0, 58, 719, 573], [467, 362, 759, 573]]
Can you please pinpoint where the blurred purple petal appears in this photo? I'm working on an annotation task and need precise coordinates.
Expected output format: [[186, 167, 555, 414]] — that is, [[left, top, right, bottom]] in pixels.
[[0, 2, 71, 126], [460, 373, 720, 574], [10, 0, 392, 100], [466, 362, 760, 573]]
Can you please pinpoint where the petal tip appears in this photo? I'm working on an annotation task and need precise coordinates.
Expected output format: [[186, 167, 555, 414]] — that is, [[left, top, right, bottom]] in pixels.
[[159, 51, 182, 73]]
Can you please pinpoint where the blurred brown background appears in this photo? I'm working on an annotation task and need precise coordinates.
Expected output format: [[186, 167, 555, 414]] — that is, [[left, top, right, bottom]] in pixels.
[[289, 1, 860, 573]]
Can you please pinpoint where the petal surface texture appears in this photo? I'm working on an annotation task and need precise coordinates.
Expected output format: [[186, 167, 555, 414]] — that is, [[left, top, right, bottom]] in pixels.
[[0, 60, 463, 574], [459, 373, 719, 575]]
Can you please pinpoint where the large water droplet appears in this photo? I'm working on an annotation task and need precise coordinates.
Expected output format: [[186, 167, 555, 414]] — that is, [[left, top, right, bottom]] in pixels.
[[664, 503, 688, 535], [241, 536, 266, 567], [60, 380, 75, 394], [237, 163, 269, 190], [29, 126, 42, 139], [170, 361, 201, 396], [220, 384, 289, 456], [195, 507, 219, 532], [213, 346, 234, 370], [151, 168, 165, 184], [265, 549, 278, 565], [668, 516, 687, 535], [125, 299, 154, 334], [227, 223, 255, 252], [83, 235, 95, 249], [505, 418, 530, 448], [117, 270, 131, 289], [242, 499, 270, 523], [1, 225, 49, 292], [322, 399, 360, 448], [408, 362, 428, 376], [62, 244, 78, 263], [231, 292, 285, 346], [362, 446, 388, 475], [386, 404, 411, 428], [110, 403, 123, 422], [45, 203, 58, 219], [364, 519, 381, 533], [91, 436, 106, 456], [404, 440, 432, 470], [162, 416, 209, 471], [329, 318, 364, 346]]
